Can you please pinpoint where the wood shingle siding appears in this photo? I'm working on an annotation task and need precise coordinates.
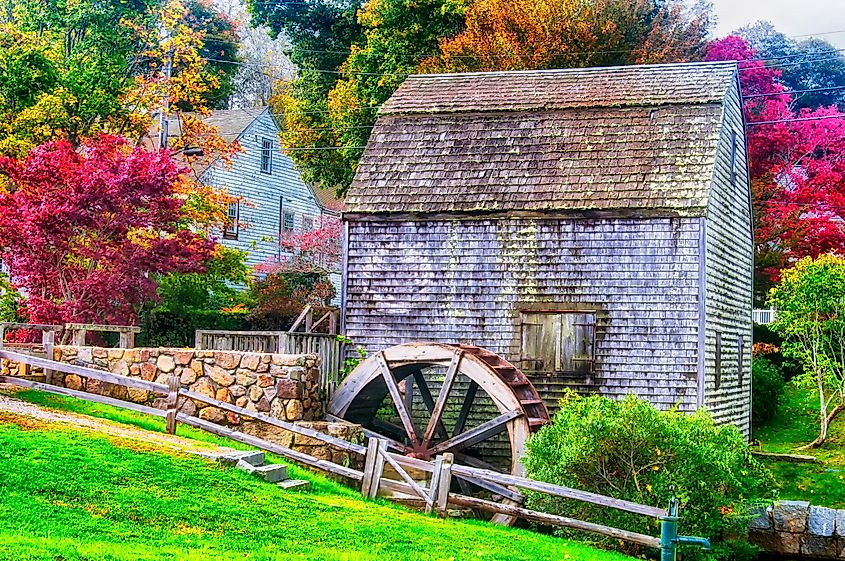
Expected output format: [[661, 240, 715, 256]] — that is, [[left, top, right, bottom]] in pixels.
[[343, 61, 752, 435]]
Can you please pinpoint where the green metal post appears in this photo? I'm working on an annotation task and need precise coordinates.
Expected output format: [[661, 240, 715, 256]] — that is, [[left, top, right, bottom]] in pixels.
[[660, 496, 680, 561]]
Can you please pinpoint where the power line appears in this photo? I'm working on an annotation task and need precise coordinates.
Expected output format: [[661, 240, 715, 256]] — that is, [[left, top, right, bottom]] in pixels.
[[747, 114, 845, 126], [744, 85, 845, 99]]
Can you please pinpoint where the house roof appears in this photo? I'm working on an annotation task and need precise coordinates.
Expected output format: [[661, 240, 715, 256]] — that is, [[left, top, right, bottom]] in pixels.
[[345, 61, 739, 216]]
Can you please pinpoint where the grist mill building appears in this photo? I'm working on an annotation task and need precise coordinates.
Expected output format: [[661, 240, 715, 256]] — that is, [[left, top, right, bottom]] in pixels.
[[341, 61, 753, 435]]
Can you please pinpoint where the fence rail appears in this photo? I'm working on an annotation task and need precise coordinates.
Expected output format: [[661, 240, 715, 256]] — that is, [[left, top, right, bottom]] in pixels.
[[0, 348, 707, 558]]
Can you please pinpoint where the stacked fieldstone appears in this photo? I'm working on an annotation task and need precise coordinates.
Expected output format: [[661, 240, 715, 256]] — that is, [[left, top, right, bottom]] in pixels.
[[749, 500, 845, 559], [241, 420, 364, 471], [51, 346, 323, 423]]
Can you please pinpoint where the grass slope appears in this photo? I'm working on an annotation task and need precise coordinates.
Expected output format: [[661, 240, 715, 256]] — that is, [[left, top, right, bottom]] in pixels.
[[754, 383, 845, 507], [0, 393, 633, 561]]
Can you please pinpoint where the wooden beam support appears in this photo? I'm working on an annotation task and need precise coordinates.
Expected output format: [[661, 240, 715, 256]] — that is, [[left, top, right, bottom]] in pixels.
[[428, 410, 521, 457], [452, 381, 478, 437], [376, 352, 420, 446], [420, 351, 462, 448], [413, 371, 450, 444]]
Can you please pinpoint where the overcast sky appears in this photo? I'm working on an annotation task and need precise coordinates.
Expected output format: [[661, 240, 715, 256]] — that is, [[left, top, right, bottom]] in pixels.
[[711, 0, 845, 47]]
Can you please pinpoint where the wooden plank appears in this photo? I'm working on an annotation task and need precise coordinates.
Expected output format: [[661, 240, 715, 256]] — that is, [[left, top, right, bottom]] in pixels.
[[64, 323, 140, 333], [447, 494, 661, 549], [288, 305, 313, 333], [452, 381, 478, 437], [420, 351, 462, 448], [427, 410, 521, 457], [165, 375, 180, 435], [751, 451, 820, 463], [378, 447, 431, 505], [435, 452, 454, 516], [0, 323, 63, 331], [326, 414, 412, 454], [0, 376, 167, 419], [176, 413, 364, 481], [0, 350, 168, 394], [361, 437, 381, 498], [426, 455, 444, 515], [376, 352, 420, 445], [388, 453, 435, 474], [450, 465, 667, 518], [179, 388, 367, 455], [368, 439, 388, 499]]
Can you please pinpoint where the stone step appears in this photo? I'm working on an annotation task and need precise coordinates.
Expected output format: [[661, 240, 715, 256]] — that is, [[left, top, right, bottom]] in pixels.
[[277, 479, 311, 491], [217, 450, 265, 467], [253, 463, 289, 483]]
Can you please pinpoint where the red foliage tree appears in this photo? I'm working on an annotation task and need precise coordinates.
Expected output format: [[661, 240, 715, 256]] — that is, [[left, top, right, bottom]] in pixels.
[[0, 135, 216, 325], [708, 37, 845, 301]]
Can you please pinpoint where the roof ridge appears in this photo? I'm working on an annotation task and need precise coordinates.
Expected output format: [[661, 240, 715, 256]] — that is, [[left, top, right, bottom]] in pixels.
[[407, 60, 738, 80]]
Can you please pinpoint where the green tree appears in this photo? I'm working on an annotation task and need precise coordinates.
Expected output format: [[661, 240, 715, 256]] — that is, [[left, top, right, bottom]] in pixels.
[[0, 0, 241, 156], [738, 21, 845, 110], [257, 0, 712, 196], [769, 254, 845, 447]]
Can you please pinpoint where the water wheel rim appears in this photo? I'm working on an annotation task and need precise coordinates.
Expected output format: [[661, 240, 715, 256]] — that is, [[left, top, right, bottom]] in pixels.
[[330, 342, 547, 478]]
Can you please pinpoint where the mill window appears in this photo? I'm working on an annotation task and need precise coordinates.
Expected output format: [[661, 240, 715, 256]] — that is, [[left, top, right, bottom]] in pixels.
[[519, 311, 596, 376]]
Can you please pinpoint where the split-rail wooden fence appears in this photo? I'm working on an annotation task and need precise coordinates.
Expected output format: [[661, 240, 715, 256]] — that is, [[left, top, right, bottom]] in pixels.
[[0, 348, 675, 552]]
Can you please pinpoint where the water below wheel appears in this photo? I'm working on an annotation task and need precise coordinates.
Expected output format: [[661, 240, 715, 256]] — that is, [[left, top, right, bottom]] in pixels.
[[328, 342, 551, 524]]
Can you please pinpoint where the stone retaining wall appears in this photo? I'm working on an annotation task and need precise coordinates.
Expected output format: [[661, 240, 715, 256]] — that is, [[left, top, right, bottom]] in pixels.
[[52, 346, 324, 423], [750, 501, 845, 559]]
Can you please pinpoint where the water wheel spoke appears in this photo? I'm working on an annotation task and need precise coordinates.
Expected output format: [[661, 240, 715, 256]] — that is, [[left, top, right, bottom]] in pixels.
[[453, 380, 478, 437], [420, 351, 463, 448], [377, 351, 421, 445], [428, 410, 522, 457], [413, 371, 451, 445]]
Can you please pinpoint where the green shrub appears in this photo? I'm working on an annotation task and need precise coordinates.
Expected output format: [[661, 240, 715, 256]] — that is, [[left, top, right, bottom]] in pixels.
[[524, 393, 776, 561], [752, 357, 785, 429], [137, 309, 250, 348]]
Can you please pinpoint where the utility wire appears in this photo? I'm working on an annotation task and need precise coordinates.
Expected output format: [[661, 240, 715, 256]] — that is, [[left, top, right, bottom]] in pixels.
[[746, 114, 845, 126], [743, 85, 845, 99]]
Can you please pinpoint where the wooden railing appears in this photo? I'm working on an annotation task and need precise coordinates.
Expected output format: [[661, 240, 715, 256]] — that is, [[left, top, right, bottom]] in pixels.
[[195, 329, 344, 397], [752, 308, 777, 325], [0, 348, 703, 555]]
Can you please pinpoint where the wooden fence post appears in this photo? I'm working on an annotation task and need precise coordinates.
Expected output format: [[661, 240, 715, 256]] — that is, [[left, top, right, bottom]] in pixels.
[[426, 455, 445, 515], [165, 375, 180, 434], [72, 328, 86, 347], [361, 438, 388, 499], [41, 330, 55, 385], [435, 452, 454, 516]]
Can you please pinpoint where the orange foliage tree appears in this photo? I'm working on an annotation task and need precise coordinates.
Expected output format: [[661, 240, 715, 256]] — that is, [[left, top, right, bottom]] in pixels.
[[422, 0, 712, 72]]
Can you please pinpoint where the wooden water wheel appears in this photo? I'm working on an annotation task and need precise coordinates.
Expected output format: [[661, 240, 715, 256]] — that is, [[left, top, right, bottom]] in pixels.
[[328, 342, 550, 521]]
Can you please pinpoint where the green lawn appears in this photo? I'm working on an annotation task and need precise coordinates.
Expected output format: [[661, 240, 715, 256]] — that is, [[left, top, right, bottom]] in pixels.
[[0, 391, 633, 561], [753, 383, 845, 507]]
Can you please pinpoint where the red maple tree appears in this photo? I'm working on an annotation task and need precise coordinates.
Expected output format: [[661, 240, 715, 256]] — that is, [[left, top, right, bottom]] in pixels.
[[708, 37, 845, 300], [0, 135, 216, 325]]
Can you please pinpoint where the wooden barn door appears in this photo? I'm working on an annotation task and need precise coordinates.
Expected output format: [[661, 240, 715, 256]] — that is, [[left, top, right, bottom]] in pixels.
[[519, 311, 596, 411]]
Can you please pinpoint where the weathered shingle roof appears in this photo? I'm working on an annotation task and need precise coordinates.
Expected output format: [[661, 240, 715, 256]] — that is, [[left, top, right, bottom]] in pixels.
[[346, 61, 739, 216]]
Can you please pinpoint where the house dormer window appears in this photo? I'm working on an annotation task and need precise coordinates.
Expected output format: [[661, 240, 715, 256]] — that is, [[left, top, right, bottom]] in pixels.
[[224, 201, 239, 240], [261, 138, 273, 174]]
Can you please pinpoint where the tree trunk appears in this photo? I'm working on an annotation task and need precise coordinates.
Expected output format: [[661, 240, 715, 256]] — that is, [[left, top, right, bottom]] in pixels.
[[827, 402, 845, 425], [802, 373, 829, 449]]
